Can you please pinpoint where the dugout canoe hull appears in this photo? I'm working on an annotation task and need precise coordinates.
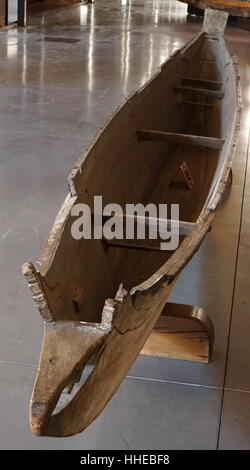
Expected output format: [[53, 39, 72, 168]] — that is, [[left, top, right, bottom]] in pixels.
[[23, 28, 241, 437]]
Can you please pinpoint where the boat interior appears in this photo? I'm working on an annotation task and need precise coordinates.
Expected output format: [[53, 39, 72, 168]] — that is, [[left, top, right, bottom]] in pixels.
[[37, 32, 238, 324]]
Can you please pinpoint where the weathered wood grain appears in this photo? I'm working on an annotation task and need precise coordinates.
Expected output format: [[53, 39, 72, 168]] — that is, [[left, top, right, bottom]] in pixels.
[[30, 319, 111, 435], [173, 85, 225, 99], [137, 129, 224, 149], [181, 76, 222, 89]]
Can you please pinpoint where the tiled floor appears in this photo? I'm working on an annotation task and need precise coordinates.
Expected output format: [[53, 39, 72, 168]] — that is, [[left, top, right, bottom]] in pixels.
[[0, 0, 249, 449]]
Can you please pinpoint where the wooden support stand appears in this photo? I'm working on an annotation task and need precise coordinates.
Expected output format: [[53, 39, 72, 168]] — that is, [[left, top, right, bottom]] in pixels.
[[140, 302, 214, 363]]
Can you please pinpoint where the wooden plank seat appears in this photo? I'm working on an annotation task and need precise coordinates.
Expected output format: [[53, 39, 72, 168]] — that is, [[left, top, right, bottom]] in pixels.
[[93, 214, 195, 252], [137, 129, 224, 149], [173, 85, 225, 99], [91, 213, 195, 237], [181, 77, 222, 89]]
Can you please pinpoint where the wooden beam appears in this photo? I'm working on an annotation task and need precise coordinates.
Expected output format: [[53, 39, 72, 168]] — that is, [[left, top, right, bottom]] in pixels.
[[181, 77, 222, 90], [173, 86, 224, 99], [137, 129, 224, 149], [180, 100, 215, 108], [93, 213, 195, 237], [103, 240, 164, 252], [102, 216, 195, 251]]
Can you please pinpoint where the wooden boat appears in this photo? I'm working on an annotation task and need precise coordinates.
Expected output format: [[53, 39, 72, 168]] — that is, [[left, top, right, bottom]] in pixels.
[[23, 9, 242, 437]]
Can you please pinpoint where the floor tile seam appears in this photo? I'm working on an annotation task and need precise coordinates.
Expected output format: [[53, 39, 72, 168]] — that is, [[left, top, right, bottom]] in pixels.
[[216, 123, 250, 449]]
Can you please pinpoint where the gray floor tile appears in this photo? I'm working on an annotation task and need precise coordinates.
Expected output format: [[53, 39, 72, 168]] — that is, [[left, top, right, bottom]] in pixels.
[[0, 133, 88, 363], [0, 84, 105, 139], [225, 134, 250, 391], [226, 345, 250, 392], [219, 390, 250, 450], [0, 362, 221, 450]]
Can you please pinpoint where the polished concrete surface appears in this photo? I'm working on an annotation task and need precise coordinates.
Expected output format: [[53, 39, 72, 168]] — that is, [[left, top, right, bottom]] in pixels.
[[0, 0, 249, 449]]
